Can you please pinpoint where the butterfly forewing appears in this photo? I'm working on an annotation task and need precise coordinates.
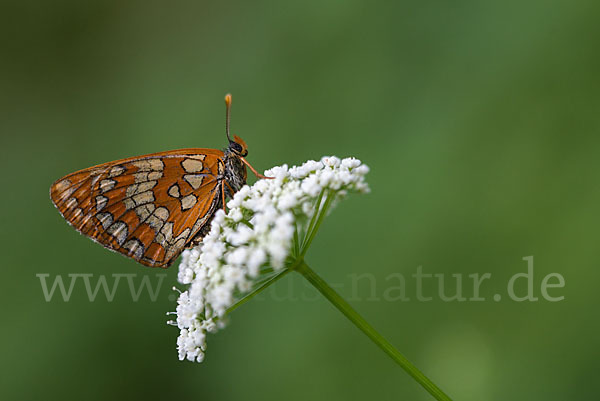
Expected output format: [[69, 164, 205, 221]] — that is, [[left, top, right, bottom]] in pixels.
[[50, 149, 226, 267]]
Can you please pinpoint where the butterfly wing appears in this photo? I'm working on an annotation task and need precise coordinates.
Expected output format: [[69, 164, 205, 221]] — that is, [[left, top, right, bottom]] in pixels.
[[50, 149, 226, 267]]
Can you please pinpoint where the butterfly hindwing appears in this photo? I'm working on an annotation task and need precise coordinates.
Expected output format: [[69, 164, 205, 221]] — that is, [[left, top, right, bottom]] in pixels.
[[50, 149, 226, 267]]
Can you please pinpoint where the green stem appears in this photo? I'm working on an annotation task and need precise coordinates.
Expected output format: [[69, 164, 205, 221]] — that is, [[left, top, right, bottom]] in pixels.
[[293, 221, 301, 258], [225, 268, 291, 315], [301, 192, 333, 257], [301, 190, 325, 250], [295, 261, 453, 401]]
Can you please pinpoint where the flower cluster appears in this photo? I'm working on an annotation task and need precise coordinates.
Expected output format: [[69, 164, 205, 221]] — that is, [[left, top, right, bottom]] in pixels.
[[171, 156, 370, 362]]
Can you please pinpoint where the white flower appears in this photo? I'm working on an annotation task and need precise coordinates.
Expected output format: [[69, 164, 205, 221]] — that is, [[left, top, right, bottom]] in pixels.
[[172, 156, 369, 363]]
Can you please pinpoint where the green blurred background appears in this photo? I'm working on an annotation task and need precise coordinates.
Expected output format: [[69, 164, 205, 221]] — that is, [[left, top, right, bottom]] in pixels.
[[1, 0, 599, 400]]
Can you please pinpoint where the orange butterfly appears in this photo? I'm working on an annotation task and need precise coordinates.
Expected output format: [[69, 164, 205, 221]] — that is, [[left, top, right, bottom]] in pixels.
[[50, 94, 268, 268]]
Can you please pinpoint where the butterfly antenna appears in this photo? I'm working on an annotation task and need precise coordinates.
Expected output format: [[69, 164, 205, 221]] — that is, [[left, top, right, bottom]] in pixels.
[[225, 93, 232, 142]]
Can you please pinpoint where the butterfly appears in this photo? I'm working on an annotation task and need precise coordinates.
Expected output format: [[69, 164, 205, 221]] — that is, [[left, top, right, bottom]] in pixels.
[[50, 94, 269, 268]]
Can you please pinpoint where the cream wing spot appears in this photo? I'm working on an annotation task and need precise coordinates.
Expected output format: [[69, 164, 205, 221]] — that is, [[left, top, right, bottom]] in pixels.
[[133, 159, 164, 171], [107, 221, 128, 245], [175, 227, 191, 241], [58, 187, 76, 201], [165, 238, 187, 260], [99, 179, 116, 193], [133, 172, 149, 183], [108, 166, 125, 177], [156, 222, 174, 244], [134, 204, 155, 221], [155, 223, 190, 258], [168, 184, 181, 198], [133, 171, 162, 183], [123, 198, 136, 210], [147, 215, 163, 231], [96, 212, 114, 229], [65, 197, 78, 209], [55, 179, 72, 191], [132, 191, 155, 207], [126, 180, 157, 197], [181, 158, 204, 173], [147, 207, 169, 231], [148, 171, 162, 180], [180, 194, 197, 211], [148, 159, 164, 171], [124, 238, 145, 259], [90, 174, 102, 188], [132, 161, 148, 171], [184, 174, 204, 190], [155, 207, 169, 220], [187, 154, 206, 161], [72, 208, 83, 220], [139, 180, 158, 193], [95, 195, 108, 212]]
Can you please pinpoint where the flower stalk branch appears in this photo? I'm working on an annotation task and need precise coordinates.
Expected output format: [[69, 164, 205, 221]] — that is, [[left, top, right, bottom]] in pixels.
[[224, 268, 292, 315]]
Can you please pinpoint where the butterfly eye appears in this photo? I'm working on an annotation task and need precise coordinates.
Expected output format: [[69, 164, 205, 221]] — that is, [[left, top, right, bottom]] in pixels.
[[230, 141, 243, 153]]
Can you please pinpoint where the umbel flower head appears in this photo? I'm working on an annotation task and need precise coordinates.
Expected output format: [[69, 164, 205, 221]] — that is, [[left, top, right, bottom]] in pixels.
[[170, 156, 369, 363]]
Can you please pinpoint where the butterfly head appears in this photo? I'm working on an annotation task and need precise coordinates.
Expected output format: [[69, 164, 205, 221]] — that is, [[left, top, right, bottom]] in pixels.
[[229, 135, 248, 157]]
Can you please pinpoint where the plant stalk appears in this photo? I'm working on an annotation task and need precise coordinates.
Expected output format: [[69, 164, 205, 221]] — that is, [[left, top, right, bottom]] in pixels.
[[295, 261, 453, 401]]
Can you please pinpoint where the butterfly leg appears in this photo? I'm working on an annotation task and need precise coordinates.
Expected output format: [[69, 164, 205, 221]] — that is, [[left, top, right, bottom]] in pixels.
[[224, 180, 236, 197], [221, 180, 227, 212], [240, 157, 274, 179]]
